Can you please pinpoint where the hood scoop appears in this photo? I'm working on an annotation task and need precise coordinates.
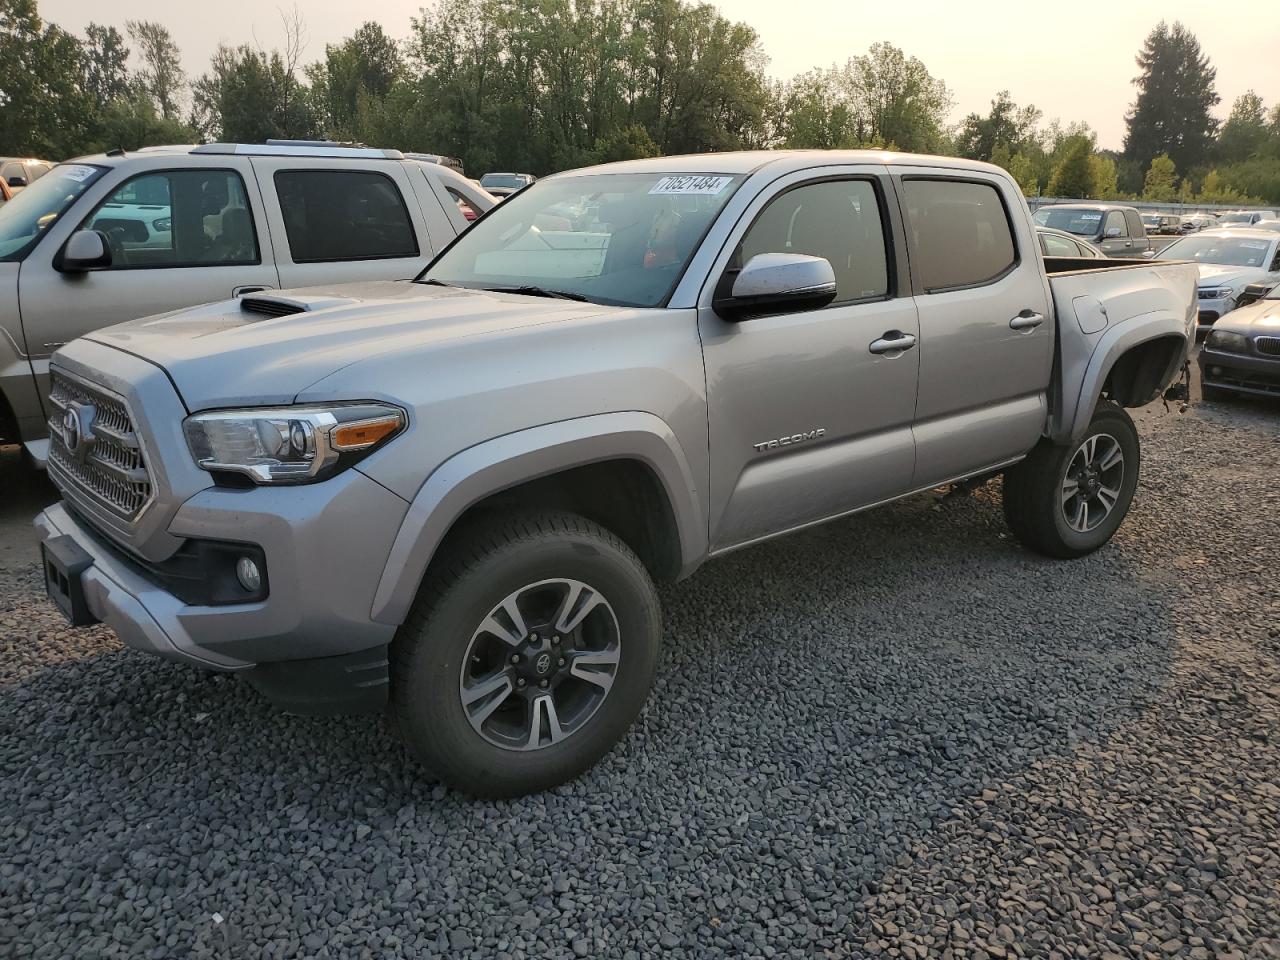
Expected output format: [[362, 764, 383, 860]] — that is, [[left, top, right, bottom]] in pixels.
[[239, 292, 362, 319], [240, 296, 308, 318]]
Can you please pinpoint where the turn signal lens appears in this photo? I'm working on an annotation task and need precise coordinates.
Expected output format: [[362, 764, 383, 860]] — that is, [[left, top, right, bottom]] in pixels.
[[332, 416, 404, 451]]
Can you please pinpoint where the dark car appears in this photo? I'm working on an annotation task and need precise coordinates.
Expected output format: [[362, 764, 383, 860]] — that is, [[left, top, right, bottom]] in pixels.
[[1198, 286, 1280, 399], [1033, 203, 1154, 258]]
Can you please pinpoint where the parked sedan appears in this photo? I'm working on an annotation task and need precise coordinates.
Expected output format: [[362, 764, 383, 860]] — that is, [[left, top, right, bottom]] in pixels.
[[0, 157, 55, 193], [1154, 229, 1280, 330], [1198, 287, 1280, 399], [1180, 214, 1216, 233], [479, 172, 536, 198], [1036, 226, 1103, 258]]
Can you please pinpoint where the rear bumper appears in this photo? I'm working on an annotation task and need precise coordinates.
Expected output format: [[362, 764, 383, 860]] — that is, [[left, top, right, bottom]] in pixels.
[[1199, 348, 1280, 397]]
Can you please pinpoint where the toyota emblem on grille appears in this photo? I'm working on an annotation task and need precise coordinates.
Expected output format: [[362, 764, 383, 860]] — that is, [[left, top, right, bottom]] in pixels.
[[62, 402, 98, 463]]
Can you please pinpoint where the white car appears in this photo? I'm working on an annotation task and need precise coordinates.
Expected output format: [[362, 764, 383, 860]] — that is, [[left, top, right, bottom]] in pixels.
[[1217, 210, 1278, 227], [1154, 228, 1280, 330]]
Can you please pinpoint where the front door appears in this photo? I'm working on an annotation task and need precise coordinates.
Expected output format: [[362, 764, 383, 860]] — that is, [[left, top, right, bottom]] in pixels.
[[19, 165, 279, 415], [698, 168, 920, 552]]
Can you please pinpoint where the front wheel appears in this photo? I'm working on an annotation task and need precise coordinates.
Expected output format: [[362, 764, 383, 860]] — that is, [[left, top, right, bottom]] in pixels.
[[1002, 400, 1140, 559], [391, 512, 661, 798]]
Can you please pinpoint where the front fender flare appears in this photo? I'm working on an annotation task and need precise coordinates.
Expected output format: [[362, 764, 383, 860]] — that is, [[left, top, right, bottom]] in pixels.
[[368, 411, 707, 626]]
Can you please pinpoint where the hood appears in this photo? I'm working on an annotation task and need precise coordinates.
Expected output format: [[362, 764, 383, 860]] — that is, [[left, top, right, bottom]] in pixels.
[[85, 281, 613, 410], [1195, 264, 1263, 288], [1213, 297, 1280, 335]]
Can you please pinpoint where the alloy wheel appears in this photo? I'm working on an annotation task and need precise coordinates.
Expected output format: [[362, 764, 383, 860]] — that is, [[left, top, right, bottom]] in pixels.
[[457, 578, 621, 751], [1061, 432, 1125, 533]]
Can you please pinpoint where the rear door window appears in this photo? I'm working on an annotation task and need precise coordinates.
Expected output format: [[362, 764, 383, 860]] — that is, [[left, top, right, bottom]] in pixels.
[[85, 169, 259, 269], [274, 170, 418, 263], [901, 179, 1017, 291]]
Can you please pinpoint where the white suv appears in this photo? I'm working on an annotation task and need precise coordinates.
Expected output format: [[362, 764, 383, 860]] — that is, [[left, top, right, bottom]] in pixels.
[[0, 141, 493, 458]]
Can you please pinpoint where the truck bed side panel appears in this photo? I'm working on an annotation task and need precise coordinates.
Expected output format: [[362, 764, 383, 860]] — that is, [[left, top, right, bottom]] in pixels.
[[1047, 260, 1198, 442]]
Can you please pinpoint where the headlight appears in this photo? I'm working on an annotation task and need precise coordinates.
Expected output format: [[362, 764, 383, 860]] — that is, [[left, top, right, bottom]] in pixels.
[[1205, 330, 1249, 354], [1198, 286, 1234, 300], [183, 403, 406, 484]]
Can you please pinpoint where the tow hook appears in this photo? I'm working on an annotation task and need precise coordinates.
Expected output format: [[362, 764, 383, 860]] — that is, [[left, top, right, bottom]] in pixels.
[[1162, 361, 1191, 414]]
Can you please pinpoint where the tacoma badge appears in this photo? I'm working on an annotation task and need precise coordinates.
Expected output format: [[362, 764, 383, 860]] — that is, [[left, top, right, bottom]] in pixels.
[[753, 428, 825, 453]]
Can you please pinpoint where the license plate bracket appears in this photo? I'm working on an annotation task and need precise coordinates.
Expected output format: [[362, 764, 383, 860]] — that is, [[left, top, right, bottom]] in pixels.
[[41, 535, 98, 626]]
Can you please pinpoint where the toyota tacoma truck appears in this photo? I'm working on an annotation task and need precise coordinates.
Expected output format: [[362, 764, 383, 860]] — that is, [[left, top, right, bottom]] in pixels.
[[34, 152, 1198, 797]]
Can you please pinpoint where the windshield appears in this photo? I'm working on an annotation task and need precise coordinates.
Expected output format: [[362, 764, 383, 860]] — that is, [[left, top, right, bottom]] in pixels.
[[421, 172, 744, 307], [1218, 213, 1253, 224], [1033, 207, 1104, 237], [0, 163, 106, 261], [1156, 235, 1276, 268], [481, 174, 527, 189]]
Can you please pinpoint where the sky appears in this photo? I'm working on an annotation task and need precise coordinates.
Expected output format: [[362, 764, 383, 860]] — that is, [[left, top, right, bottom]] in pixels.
[[40, 0, 1278, 150]]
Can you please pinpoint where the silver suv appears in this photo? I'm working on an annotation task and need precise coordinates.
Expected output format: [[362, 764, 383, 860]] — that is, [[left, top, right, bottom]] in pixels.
[[0, 142, 493, 457], [35, 151, 1197, 797]]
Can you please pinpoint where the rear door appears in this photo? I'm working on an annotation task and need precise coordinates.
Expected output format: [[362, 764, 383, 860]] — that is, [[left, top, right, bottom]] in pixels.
[[698, 165, 920, 551], [252, 158, 435, 289], [18, 161, 280, 413], [890, 166, 1052, 487]]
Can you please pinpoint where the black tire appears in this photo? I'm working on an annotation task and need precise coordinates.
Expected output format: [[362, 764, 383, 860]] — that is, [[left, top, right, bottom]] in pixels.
[[1002, 399, 1140, 559], [390, 511, 661, 798]]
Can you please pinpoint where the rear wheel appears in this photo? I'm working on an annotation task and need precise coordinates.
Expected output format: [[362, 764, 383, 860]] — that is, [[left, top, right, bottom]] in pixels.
[[391, 512, 661, 798], [1003, 400, 1140, 559]]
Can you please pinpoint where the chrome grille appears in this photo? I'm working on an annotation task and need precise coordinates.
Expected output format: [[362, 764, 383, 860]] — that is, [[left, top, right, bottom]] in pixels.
[[47, 372, 154, 521], [1256, 336, 1280, 358]]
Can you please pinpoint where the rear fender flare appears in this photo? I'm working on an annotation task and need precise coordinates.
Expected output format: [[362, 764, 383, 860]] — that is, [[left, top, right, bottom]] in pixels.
[[1058, 312, 1190, 444], [368, 411, 706, 626]]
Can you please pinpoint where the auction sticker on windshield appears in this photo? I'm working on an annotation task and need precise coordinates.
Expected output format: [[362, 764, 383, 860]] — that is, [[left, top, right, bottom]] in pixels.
[[650, 175, 734, 196], [61, 165, 98, 182]]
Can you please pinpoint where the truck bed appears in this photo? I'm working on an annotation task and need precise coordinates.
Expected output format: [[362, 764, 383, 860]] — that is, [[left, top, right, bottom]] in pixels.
[[1043, 256, 1200, 443]]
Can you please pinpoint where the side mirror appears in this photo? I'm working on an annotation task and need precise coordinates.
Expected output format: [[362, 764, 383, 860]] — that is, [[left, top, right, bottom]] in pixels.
[[58, 230, 113, 273], [6, 175, 27, 188], [1105, 226, 1122, 238], [1141, 249, 1156, 259], [714, 253, 837, 320]]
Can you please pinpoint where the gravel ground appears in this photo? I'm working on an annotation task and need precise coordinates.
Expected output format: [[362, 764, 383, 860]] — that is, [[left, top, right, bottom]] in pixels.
[[2, 391, 1279, 959]]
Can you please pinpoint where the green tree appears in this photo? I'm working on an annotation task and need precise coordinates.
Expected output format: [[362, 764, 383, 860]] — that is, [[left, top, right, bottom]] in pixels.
[[776, 69, 856, 149], [1142, 154, 1178, 201], [956, 90, 1042, 161], [83, 87, 198, 152], [1217, 91, 1270, 164], [193, 44, 317, 142], [308, 22, 402, 141], [843, 42, 951, 153], [127, 20, 185, 120], [590, 123, 659, 163], [1122, 21, 1219, 176], [0, 0, 88, 156], [1089, 153, 1119, 199], [82, 23, 130, 109], [1008, 152, 1039, 195], [1046, 136, 1096, 197]]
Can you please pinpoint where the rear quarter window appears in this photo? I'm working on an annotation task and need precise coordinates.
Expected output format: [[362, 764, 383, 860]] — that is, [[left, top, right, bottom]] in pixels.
[[901, 179, 1017, 291], [274, 169, 419, 263]]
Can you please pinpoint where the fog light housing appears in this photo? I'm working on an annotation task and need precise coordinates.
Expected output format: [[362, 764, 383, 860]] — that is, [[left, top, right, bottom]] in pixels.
[[236, 556, 263, 593], [1211, 366, 1222, 376]]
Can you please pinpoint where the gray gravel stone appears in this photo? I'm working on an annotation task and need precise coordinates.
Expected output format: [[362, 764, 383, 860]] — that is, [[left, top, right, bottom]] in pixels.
[[2, 391, 1280, 958]]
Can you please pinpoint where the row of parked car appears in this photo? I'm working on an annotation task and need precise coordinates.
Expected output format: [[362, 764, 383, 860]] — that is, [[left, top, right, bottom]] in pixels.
[[1141, 209, 1277, 236]]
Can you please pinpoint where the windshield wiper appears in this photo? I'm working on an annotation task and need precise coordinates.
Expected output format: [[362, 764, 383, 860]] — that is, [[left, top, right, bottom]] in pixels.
[[416, 278, 454, 288], [479, 285, 590, 302]]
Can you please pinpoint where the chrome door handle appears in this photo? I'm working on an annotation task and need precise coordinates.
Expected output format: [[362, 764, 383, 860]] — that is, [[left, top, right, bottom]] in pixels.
[[868, 332, 917, 355], [1009, 312, 1045, 331]]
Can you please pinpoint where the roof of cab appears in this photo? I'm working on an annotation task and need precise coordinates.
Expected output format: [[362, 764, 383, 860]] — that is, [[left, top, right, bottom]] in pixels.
[[552, 149, 1012, 180]]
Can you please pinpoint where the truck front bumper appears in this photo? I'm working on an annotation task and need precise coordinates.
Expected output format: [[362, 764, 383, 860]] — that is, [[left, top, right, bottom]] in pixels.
[[34, 468, 410, 714]]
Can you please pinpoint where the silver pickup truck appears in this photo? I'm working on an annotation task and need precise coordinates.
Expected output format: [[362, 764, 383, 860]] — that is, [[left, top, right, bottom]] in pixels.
[[34, 151, 1197, 797]]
